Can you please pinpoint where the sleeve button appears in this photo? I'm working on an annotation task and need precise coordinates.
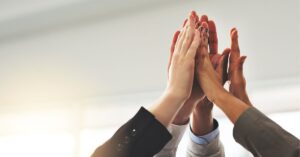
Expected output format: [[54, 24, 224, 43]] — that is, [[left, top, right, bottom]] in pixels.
[[130, 129, 137, 137]]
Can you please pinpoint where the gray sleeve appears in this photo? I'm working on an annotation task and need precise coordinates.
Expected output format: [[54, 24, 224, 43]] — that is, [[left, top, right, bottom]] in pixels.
[[233, 107, 300, 157], [186, 134, 225, 157]]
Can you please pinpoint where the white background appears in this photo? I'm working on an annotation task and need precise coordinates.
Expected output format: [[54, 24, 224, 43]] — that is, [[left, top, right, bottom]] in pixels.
[[0, 0, 299, 156]]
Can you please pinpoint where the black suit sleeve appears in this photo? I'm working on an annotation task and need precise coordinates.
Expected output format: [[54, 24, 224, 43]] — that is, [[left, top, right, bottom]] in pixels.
[[233, 107, 300, 157], [91, 107, 172, 157]]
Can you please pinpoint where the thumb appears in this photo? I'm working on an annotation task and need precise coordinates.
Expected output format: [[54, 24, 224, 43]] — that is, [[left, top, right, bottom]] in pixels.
[[168, 31, 180, 72], [239, 56, 247, 73], [216, 54, 226, 84]]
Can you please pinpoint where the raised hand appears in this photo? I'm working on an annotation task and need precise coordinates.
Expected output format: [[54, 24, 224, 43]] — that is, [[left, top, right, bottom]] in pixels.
[[149, 12, 202, 126], [195, 16, 230, 109], [167, 13, 200, 101], [169, 11, 204, 125], [229, 28, 252, 106], [195, 22, 225, 102], [191, 16, 229, 135], [170, 13, 229, 125]]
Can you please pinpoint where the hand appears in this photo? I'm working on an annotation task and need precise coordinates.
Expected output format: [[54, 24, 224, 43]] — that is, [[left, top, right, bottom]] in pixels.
[[194, 25, 250, 124], [170, 12, 204, 125], [195, 16, 230, 110], [149, 13, 201, 126], [166, 13, 201, 103], [195, 22, 225, 102], [171, 14, 229, 125], [191, 18, 229, 135], [229, 28, 252, 106]]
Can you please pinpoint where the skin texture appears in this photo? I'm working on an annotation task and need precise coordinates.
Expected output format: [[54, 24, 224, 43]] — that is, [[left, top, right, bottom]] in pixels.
[[149, 13, 201, 127], [228, 28, 252, 106], [191, 18, 230, 136], [196, 22, 250, 124], [170, 13, 229, 136]]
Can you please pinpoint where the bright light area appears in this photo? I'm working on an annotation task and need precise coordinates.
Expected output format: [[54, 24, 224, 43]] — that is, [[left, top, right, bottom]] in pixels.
[[0, 133, 74, 157], [0, 104, 298, 157], [0, 0, 298, 156]]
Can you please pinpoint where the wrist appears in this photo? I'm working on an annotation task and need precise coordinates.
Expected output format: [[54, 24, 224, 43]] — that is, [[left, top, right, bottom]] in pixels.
[[195, 97, 213, 111], [164, 88, 189, 104], [172, 98, 198, 125], [191, 110, 214, 136], [212, 87, 227, 104]]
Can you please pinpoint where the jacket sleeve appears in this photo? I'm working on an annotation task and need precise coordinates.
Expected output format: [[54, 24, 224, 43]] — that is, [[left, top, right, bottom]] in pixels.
[[233, 107, 300, 157], [91, 107, 172, 157]]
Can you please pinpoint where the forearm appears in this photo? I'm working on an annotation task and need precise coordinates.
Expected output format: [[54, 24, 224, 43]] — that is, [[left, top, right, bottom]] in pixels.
[[173, 97, 199, 125], [214, 89, 250, 124], [191, 98, 214, 135], [149, 91, 186, 127]]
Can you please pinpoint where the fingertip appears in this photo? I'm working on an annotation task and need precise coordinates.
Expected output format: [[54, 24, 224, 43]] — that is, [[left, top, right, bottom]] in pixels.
[[230, 27, 237, 34], [190, 10, 197, 17], [240, 56, 247, 63], [222, 48, 231, 56], [208, 20, 216, 31], [200, 15, 209, 23], [231, 30, 238, 40]]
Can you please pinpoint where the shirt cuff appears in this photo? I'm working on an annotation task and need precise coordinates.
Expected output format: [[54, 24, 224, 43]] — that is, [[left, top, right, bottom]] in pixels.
[[189, 119, 220, 145]]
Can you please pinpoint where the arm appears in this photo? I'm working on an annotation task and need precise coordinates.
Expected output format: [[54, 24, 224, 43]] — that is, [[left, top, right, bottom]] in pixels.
[[228, 28, 300, 157], [156, 14, 228, 157], [186, 19, 227, 157], [197, 24, 300, 157], [155, 12, 205, 157], [187, 98, 225, 157], [92, 13, 201, 157], [195, 22, 252, 124]]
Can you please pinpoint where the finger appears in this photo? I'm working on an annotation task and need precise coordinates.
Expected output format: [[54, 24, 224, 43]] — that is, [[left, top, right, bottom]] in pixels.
[[189, 11, 197, 29], [201, 22, 209, 47], [170, 31, 181, 53], [222, 48, 230, 84], [199, 15, 209, 23], [174, 27, 187, 54], [239, 56, 247, 72], [231, 27, 237, 34], [187, 29, 200, 58], [197, 15, 208, 28], [168, 31, 180, 71], [194, 12, 199, 24], [216, 55, 225, 81], [182, 19, 188, 27], [208, 20, 218, 54], [199, 22, 209, 58], [181, 15, 196, 54], [230, 28, 240, 63]]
